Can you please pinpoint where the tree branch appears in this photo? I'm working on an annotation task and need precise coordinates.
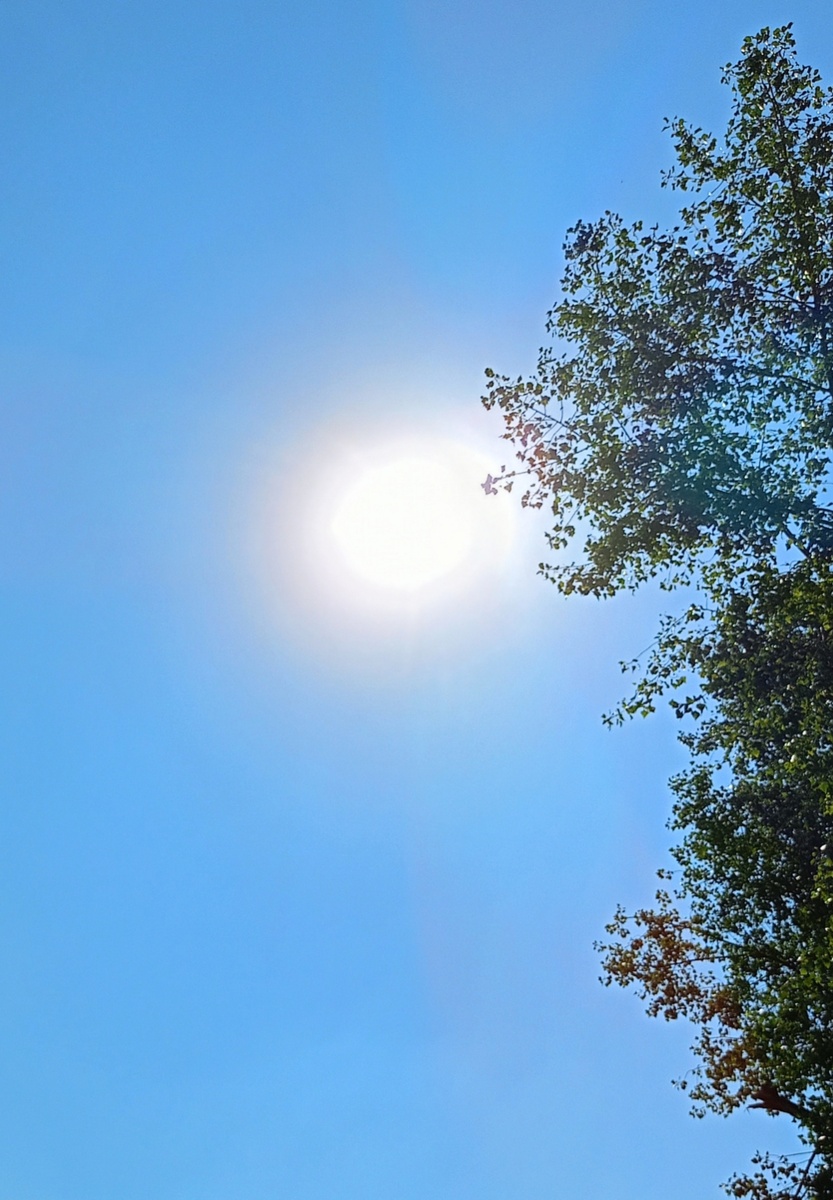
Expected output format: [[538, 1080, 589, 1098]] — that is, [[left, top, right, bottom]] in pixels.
[[750, 1084, 814, 1125]]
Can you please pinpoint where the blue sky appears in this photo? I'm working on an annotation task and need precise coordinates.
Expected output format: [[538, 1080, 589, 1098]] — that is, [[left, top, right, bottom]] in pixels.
[[0, 2, 828, 1197]]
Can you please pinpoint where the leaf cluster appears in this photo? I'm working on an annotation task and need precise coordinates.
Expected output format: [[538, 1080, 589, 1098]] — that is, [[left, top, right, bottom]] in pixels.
[[484, 23, 833, 601]]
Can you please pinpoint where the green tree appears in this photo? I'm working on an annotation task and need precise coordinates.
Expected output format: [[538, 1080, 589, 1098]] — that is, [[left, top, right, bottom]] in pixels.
[[483, 25, 833, 1199]]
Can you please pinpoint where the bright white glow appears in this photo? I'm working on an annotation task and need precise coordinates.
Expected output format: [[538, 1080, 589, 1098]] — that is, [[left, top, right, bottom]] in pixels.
[[331, 456, 475, 591], [312, 435, 516, 618], [246, 421, 520, 671]]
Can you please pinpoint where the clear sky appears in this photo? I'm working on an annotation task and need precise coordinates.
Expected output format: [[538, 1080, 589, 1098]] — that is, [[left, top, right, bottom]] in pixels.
[[0, 3, 828, 1198]]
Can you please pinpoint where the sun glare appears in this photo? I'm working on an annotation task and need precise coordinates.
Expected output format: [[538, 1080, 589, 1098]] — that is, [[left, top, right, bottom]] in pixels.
[[315, 434, 515, 609], [254, 425, 518, 650], [331, 456, 475, 591]]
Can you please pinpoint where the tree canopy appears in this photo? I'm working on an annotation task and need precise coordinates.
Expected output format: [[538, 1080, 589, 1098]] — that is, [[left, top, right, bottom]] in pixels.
[[483, 26, 833, 1200]]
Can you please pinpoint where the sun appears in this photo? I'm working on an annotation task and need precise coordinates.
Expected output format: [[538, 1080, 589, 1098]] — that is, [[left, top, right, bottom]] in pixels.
[[246, 423, 519, 663], [321, 436, 513, 601], [331, 455, 476, 591]]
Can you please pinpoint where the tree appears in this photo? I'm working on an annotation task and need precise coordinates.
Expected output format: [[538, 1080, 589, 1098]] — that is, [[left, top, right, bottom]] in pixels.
[[482, 25, 833, 1199]]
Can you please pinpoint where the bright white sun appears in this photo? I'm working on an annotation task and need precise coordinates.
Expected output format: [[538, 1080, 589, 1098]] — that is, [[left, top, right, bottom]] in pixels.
[[250, 426, 517, 650], [331, 455, 476, 591]]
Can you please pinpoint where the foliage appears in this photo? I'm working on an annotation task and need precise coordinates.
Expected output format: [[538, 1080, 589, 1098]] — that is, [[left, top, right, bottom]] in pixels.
[[483, 25, 833, 1199]]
